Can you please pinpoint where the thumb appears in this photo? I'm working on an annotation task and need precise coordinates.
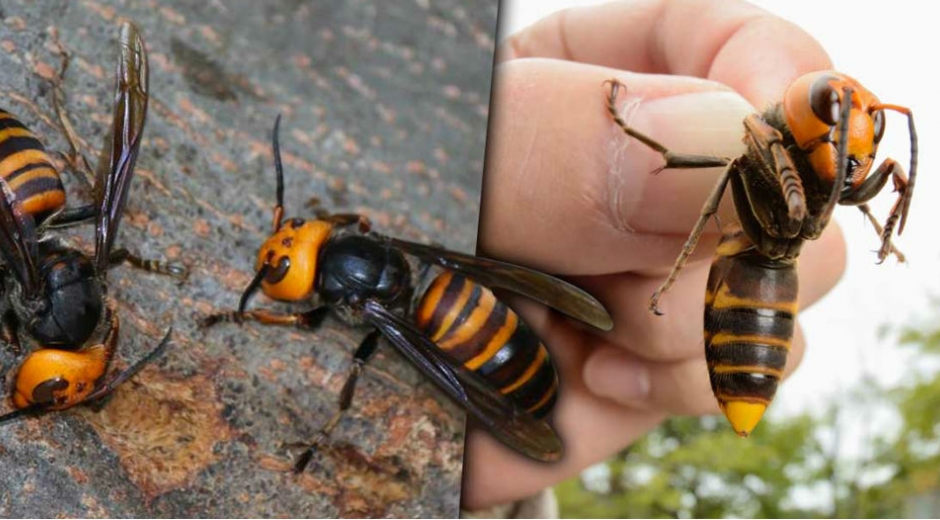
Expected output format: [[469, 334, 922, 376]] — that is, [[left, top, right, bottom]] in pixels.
[[479, 58, 756, 275]]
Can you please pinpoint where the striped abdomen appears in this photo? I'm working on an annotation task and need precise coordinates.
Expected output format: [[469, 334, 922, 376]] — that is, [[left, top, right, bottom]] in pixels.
[[415, 271, 558, 418], [704, 231, 798, 437], [0, 109, 66, 224]]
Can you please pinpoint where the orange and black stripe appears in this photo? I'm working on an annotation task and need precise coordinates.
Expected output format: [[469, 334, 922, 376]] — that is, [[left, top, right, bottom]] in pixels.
[[416, 271, 558, 418], [0, 109, 66, 224], [704, 231, 797, 434]]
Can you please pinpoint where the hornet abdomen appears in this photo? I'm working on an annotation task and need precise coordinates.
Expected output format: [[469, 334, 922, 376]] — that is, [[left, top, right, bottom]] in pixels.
[[704, 231, 798, 436], [0, 109, 66, 224], [416, 271, 558, 418]]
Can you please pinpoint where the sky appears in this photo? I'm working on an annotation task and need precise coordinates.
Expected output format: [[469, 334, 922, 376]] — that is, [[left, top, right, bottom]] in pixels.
[[497, 1, 940, 439]]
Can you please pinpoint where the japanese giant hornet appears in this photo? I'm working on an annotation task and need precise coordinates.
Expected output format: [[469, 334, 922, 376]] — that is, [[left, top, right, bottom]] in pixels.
[[203, 116, 613, 471], [605, 72, 916, 436], [0, 22, 181, 425]]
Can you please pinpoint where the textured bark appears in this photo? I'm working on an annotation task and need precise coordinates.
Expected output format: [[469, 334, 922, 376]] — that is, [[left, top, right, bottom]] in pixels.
[[0, 0, 496, 516]]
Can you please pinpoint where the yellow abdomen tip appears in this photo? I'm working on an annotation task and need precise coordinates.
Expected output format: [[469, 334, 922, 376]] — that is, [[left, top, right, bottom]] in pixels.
[[722, 401, 767, 437]]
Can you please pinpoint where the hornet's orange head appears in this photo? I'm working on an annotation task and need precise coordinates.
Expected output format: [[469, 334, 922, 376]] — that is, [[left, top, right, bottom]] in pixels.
[[238, 115, 336, 315], [253, 217, 334, 302], [10, 307, 118, 412], [12, 347, 109, 410], [783, 71, 884, 191]]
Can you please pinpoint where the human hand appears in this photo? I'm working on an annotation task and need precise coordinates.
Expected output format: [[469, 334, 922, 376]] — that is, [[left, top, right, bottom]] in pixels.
[[462, 0, 845, 509]]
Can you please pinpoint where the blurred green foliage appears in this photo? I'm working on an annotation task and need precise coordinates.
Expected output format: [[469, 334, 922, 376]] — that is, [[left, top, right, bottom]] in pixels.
[[556, 303, 940, 518]]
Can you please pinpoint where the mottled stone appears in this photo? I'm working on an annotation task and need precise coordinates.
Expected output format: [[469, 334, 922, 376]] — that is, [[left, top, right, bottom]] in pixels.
[[0, 0, 496, 516]]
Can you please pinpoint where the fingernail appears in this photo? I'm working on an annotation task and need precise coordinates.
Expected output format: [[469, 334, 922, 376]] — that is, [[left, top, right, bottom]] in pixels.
[[583, 348, 651, 405], [613, 90, 754, 167], [639, 91, 754, 147]]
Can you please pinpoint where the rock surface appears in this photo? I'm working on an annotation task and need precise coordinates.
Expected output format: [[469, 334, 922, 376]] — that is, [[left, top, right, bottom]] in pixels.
[[0, 0, 496, 516]]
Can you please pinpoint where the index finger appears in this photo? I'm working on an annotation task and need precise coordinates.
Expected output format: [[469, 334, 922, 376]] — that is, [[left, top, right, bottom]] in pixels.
[[500, 0, 832, 108]]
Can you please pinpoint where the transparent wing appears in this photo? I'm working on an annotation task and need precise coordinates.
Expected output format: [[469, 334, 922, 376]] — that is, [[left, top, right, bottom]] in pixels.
[[94, 21, 149, 273]]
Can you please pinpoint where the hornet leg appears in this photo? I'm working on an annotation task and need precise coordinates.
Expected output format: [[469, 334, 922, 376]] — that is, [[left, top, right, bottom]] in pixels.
[[201, 307, 330, 330], [857, 204, 906, 263], [287, 329, 381, 473], [49, 31, 95, 188], [42, 204, 97, 230], [605, 79, 731, 172], [0, 311, 22, 355], [649, 163, 734, 315], [841, 159, 909, 263], [308, 199, 372, 233], [109, 248, 189, 283]]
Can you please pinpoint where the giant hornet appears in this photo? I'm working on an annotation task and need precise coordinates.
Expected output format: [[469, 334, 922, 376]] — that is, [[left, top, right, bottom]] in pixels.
[[204, 117, 613, 470], [605, 72, 916, 436], [0, 22, 182, 425]]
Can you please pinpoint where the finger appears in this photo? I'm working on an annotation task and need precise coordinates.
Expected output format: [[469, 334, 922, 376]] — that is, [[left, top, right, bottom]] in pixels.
[[577, 222, 847, 362], [463, 410, 664, 510], [460, 321, 665, 510], [462, 409, 664, 510], [582, 323, 806, 416], [479, 58, 752, 274], [500, 0, 832, 108]]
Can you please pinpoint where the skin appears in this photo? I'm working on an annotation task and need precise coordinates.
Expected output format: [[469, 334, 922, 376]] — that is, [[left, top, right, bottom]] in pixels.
[[462, 0, 845, 510]]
